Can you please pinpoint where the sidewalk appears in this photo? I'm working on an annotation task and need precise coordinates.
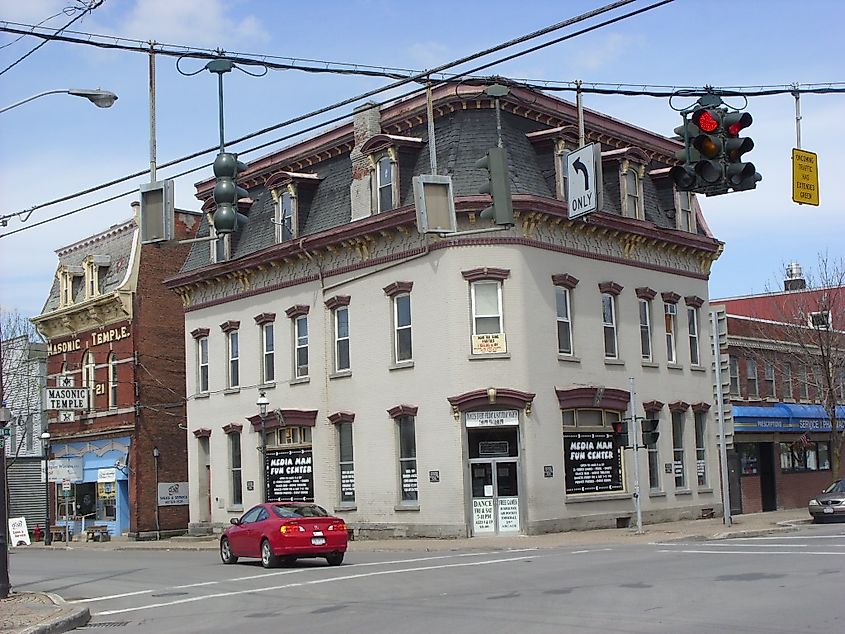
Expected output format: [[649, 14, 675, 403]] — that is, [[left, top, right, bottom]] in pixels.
[[0, 509, 812, 633]]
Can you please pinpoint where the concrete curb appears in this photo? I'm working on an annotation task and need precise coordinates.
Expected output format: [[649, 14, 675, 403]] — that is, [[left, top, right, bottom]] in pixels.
[[710, 525, 799, 540], [19, 593, 90, 634]]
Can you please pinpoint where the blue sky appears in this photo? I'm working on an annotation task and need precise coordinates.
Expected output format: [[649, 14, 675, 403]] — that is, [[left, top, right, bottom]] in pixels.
[[1, 0, 843, 318]]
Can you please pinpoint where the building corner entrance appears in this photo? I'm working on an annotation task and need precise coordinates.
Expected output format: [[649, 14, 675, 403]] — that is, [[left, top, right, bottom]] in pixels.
[[466, 417, 520, 535]]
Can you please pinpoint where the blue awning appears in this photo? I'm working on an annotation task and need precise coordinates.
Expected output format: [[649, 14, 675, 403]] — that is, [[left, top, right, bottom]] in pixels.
[[733, 403, 844, 433]]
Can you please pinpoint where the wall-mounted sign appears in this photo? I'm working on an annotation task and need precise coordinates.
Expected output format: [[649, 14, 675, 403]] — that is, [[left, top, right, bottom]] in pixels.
[[266, 448, 314, 502], [97, 468, 116, 483], [47, 458, 83, 483], [48, 324, 132, 356], [429, 470, 440, 483], [497, 496, 520, 531], [472, 498, 495, 533], [157, 482, 189, 506], [471, 333, 506, 355], [543, 465, 554, 478], [466, 410, 519, 428], [564, 432, 623, 495], [45, 387, 88, 412], [246, 480, 254, 491]]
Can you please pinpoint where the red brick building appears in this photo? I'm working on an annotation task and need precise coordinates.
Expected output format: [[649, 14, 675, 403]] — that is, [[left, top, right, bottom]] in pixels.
[[32, 205, 200, 538]]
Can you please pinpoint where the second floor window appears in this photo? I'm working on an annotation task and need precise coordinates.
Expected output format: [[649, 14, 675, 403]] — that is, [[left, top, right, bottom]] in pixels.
[[198, 337, 209, 393], [377, 156, 393, 212], [295, 316, 309, 379], [799, 365, 809, 400], [764, 362, 776, 398], [601, 293, 618, 359], [746, 359, 758, 398], [729, 356, 740, 396], [227, 331, 240, 388], [783, 362, 793, 399], [471, 281, 502, 335], [334, 307, 350, 372], [664, 303, 677, 364], [82, 352, 95, 407], [687, 307, 700, 366], [262, 323, 275, 383], [393, 293, 412, 363], [108, 353, 118, 408], [556, 287, 573, 355], [639, 299, 652, 361]]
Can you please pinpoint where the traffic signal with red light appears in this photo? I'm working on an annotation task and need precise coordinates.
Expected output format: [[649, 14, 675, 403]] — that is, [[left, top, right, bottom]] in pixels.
[[642, 419, 660, 446], [723, 111, 762, 192], [611, 419, 630, 448]]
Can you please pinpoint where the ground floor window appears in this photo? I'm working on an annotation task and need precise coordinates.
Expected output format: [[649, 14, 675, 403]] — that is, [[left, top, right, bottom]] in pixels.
[[55, 482, 117, 522], [737, 443, 759, 475], [779, 440, 830, 472]]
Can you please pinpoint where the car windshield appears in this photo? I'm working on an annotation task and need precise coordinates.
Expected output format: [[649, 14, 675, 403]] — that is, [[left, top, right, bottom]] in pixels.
[[822, 480, 845, 494], [271, 504, 329, 518]]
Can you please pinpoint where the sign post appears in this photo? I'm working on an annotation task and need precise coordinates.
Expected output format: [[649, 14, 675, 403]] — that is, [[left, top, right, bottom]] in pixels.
[[792, 148, 819, 206]]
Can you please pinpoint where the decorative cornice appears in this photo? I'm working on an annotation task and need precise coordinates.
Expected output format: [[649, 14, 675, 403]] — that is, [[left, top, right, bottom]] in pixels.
[[551, 274, 579, 289], [598, 281, 623, 296], [668, 401, 690, 412], [661, 291, 681, 304], [328, 411, 356, 425], [324, 295, 351, 310], [641, 400, 664, 413], [555, 386, 630, 411], [447, 388, 535, 412], [253, 312, 276, 325], [461, 267, 510, 282], [219, 320, 240, 333], [222, 423, 243, 434], [285, 304, 310, 318], [264, 171, 323, 190], [387, 404, 419, 419], [636, 287, 657, 300], [246, 409, 319, 431], [383, 281, 414, 297], [684, 295, 705, 308], [190, 327, 210, 340], [359, 134, 425, 155], [601, 146, 650, 165], [193, 428, 211, 438], [691, 402, 711, 413]]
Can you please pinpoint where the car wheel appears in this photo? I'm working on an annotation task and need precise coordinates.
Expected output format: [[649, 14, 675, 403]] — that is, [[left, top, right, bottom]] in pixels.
[[261, 539, 280, 569], [220, 538, 238, 564], [325, 552, 344, 566]]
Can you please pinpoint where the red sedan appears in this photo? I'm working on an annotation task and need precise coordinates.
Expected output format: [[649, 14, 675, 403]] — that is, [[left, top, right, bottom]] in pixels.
[[220, 502, 348, 568]]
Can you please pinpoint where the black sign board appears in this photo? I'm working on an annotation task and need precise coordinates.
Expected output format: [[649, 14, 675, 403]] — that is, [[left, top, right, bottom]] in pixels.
[[266, 448, 314, 502], [564, 432, 623, 494]]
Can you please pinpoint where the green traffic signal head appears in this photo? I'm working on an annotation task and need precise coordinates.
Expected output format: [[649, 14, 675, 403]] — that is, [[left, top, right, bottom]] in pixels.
[[725, 137, 754, 162], [670, 164, 697, 191], [213, 152, 246, 178], [691, 108, 722, 134], [723, 111, 752, 137], [695, 159, 723, 184], [692, 134, 722, 159]]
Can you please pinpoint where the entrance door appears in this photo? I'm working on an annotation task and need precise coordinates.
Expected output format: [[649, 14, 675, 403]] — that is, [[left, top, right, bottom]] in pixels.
[[470, 459, 519, 535], [758, 442, 777, 512]]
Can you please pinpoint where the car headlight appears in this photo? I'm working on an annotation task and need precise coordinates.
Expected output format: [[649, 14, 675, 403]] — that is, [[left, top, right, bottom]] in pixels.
[[809, 499, 819, 505]]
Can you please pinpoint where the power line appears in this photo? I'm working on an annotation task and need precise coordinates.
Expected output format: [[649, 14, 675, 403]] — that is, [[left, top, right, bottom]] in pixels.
[[0, 0, 103, 77], [0, 0, 654, 236]]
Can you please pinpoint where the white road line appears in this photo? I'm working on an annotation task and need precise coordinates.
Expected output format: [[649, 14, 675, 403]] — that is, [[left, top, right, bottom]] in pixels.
[[70, 548, 538, 604], [571, 548, 614, 554], [93, 555, 535, 616], [728, 535, 845, 541], [658, 549, 845, 555], [660, 543, 811, 548]]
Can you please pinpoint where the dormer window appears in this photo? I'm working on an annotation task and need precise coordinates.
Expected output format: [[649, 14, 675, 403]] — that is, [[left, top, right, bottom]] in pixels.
[[207, 213, 230, 263], [83, 255, 110, 300], [276, 190, 295, 242], [377, 155, 394, 213], [622, 159, 645, 219], [359, 134, 424, 216], [265, 171, 322, 243], [676, 190, 696, 233], [58, 265, 84, 308]]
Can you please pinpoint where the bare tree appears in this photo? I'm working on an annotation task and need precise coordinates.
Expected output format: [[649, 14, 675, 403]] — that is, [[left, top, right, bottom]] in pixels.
[[730, 255, 844, 482]]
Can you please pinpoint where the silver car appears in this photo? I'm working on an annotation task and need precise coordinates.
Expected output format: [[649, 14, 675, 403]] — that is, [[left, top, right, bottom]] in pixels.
[[808, 479, 845, 523]]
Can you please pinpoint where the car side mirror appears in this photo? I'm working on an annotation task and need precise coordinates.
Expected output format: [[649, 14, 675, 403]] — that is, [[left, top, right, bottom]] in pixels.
[[230, 517, 241, 525]]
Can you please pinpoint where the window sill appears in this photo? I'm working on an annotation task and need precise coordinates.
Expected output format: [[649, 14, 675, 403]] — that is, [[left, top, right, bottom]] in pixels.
[[648, 490, 666, 498], [697, 488, 714, 494], [290, 376, 310, 386], [330, 370, 352, 380], [194, 393, 210, 400], [389, 361, 415, 371], [394, 504, 420, 512], [335, 504, 357, 512], [227, 505, 243, 513], [258, 382, 276, 390], [468, 352, 511, 360], [674, 489, 692, 496], [604, 359, 625, 367], [223, 387, 240, 395], [666, 363, 684, 371], [641, 360, 659, 369], [558, 354, 581, 364], [565, 492, 631, 503], [690, 365, 707, 373]]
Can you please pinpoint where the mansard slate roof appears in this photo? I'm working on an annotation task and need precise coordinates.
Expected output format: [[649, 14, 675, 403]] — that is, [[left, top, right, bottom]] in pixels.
[[179, 82, 715, 276], [41, 218, 137, 314]]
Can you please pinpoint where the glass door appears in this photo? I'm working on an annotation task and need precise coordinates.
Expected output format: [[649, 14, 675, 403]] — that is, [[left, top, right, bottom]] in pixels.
[[495, 461, 519, 533], [470, 460, 520, 535], [471, 463, 495, 534]]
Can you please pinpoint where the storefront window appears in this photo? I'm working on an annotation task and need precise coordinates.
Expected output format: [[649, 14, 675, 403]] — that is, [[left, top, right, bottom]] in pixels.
[[74, 482, 116, 522], [737, 443, 759, 475], [779, 441, 830, 473]]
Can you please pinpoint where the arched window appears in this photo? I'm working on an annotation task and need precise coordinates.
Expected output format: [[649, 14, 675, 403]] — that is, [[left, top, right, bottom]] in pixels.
[[108, 353, 118, 408], [82, 351, 95, 409]]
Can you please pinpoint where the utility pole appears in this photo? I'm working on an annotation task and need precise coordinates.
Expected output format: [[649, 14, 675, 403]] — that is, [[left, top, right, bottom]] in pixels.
[[1, 333, 11, 599], [628, 377, 644, 534]]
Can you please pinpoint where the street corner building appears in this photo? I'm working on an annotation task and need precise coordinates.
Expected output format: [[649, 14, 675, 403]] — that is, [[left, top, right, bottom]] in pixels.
[[166, 82, 725, 538], [31, 205, 201, 539]]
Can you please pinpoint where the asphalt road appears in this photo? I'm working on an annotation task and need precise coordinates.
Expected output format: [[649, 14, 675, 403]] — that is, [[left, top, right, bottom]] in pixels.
[[9, 523, 845, 634]]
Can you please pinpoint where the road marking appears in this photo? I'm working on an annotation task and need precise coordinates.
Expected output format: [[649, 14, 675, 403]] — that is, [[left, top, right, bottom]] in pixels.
[[571, 548, 613, 554], [93, 555, 535, 616], [727, 535, 845, 541], [659, 542, 811, 548], [71, 548, 538, 604], [659, 549, 845, 556]]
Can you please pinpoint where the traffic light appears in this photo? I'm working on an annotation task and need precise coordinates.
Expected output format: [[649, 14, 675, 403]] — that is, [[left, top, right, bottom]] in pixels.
[[611, 419, 630, 448], [642, 419, 660, 446], [212, 152, 249, 234], [723, 111, 762, 191], [689, 108, 724, 185], [476, 146, 514, 226]]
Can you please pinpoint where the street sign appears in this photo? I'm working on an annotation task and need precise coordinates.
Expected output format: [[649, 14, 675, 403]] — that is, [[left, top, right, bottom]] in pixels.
[[566, 143, 603, 219], [792, 148, 819, 206], [45, 387, 88, 412], [61, 479, 71, 492], [0, 427, 10, 437]]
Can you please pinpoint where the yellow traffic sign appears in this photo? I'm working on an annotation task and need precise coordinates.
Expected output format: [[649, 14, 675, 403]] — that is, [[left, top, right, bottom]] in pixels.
[[792, 148, 819, 206]]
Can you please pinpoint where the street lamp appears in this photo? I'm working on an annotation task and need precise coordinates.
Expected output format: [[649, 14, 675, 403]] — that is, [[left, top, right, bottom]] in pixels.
[[256, 391, 270, 502], [0, 88, 118, 115], [40, 431, 51, 546]]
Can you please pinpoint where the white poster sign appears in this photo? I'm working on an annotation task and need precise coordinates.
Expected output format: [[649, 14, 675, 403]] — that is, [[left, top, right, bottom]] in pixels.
[[158, 482, 189, 506], [9, 517, 31, 546], [45, 387, 89, 411], [497, 497, 520, 532], [465, 410, 520, 428], [47, 458, 84, 483], [97, 468, 117, 483], [472, 498, 495, 533]]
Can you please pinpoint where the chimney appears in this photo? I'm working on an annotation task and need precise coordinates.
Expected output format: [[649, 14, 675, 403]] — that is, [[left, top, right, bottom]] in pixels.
[[784, 262, 806, 291], [349, 102, 381, 222]]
